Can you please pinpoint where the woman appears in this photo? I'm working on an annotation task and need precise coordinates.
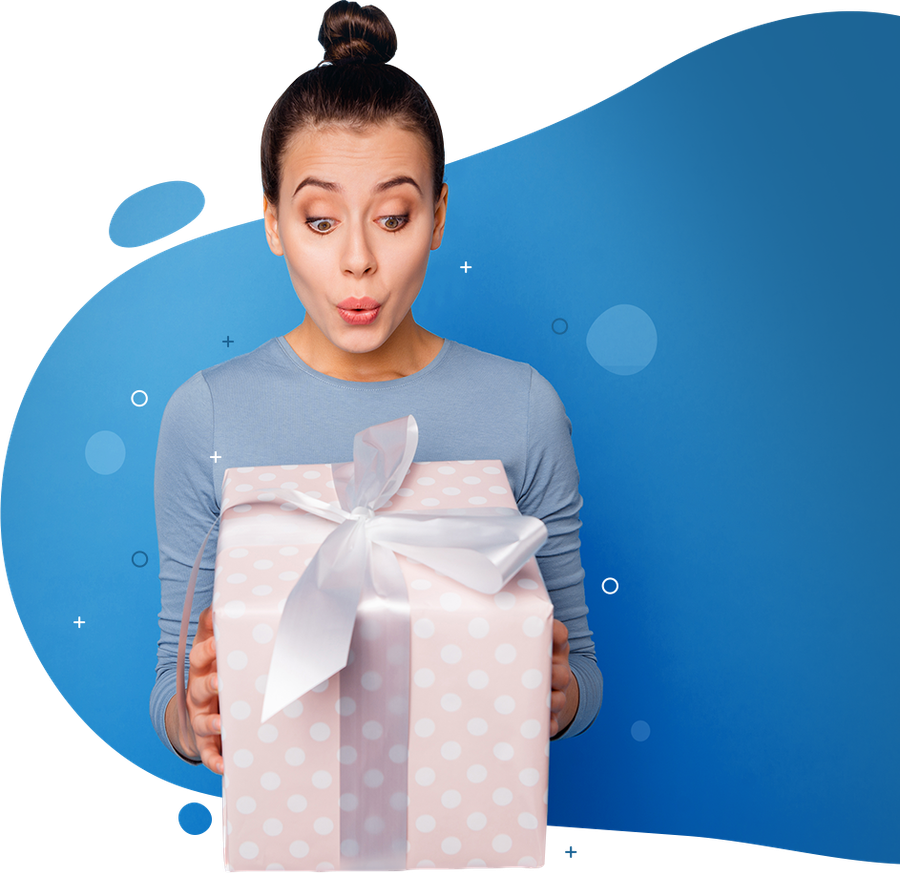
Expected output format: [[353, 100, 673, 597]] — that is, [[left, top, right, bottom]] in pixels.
[[152, 0, 602, 776]]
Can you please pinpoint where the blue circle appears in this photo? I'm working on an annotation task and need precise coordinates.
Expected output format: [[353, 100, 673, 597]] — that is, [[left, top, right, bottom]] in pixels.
[[84, 431, 126, 475], [109, 181, 205, 248], [631, 720, 651, 742], [178, 802, 212, 835], [132, 550, 149, 568], [586, 304, 658, 375], [552, 318, 568, 335]]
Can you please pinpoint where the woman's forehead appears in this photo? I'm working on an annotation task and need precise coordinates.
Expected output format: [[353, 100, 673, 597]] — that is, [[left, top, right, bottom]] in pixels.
[[282, 123, 430, 192]]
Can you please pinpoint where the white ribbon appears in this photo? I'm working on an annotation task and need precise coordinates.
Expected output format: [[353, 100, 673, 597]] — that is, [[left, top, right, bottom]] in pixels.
[[254, 415, 548, 722]]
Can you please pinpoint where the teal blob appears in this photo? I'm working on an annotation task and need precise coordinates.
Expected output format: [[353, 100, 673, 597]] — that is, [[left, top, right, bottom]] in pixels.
[[109, 181, 204, 248], [178, 802, 212, 835], [84, 431, 126, 474], [586, 304, 658, 375]]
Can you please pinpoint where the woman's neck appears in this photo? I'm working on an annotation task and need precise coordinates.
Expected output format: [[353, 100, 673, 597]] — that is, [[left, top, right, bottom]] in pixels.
[[284, 315, 444, 382]]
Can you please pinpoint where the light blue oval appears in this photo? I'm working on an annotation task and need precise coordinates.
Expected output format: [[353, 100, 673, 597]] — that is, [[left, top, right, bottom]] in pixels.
[[109, 181, 204, 248]]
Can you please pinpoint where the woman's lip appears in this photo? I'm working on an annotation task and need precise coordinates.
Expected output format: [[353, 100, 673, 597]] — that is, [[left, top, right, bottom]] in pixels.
[[337, 296, 380, 310], [338, 305, 380, 325]]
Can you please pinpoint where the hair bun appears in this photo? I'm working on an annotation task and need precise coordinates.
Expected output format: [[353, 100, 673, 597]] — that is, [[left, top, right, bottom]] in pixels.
[[319, 1, 397, 64]]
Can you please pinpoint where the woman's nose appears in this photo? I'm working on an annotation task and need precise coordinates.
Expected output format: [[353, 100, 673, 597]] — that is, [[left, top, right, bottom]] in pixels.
[[340, 219, 377, 277]]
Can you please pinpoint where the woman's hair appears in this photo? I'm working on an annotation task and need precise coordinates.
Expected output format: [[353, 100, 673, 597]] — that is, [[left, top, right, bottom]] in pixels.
[[261, 1, 445, 206]]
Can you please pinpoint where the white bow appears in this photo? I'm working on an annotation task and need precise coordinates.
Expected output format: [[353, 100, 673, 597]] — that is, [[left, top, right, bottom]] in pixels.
[[219, 415, 547, 722]]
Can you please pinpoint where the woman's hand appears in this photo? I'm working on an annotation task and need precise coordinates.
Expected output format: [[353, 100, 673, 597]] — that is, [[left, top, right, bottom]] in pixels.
[[550, 618, 579, 737], [165, 607, 223, 774]]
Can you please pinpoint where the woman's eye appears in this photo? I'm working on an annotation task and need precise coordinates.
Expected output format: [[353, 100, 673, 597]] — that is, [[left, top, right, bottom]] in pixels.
[[307, 218, 335, 233], [379, 215, 409, 231], [306, 215, 407, 233]]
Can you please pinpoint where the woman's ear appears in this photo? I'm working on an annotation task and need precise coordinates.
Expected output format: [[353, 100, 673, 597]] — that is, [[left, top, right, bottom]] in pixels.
[[430, 182, 449, 251], [264, 196, 284, 257]]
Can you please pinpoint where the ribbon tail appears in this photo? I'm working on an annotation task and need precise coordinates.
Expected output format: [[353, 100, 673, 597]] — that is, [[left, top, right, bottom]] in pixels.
[[261, 520, 369, 723]]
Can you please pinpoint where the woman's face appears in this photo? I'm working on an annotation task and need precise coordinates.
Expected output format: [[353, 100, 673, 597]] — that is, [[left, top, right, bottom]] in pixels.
[[264, 122, 448, 360]]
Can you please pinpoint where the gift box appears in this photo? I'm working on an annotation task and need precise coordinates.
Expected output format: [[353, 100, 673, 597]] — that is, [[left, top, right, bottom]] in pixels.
[[204, 417, 553, 871]]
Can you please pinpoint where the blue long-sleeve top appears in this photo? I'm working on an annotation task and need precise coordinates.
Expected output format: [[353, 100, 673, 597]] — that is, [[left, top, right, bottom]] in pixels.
[[152, 336, 602, 760]]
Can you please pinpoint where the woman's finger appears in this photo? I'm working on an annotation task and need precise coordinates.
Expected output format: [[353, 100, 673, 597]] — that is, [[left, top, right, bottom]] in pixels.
[[199, 740, 224, 775], [188, 637, 216, 675], [551, 662, 571, 691], [188, 634, 216, 671], [193, 713, 222, 743], [550, 689, 566, 715]]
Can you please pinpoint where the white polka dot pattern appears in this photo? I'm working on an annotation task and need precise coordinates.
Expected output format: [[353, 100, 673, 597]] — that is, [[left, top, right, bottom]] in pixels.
[[214, 459, 549, 869]]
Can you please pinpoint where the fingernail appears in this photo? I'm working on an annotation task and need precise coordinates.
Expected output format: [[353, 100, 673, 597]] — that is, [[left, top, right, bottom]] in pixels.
[[217, 761, 224, 775], [212, 675, 218, 690], [214, 717, 221, 732]]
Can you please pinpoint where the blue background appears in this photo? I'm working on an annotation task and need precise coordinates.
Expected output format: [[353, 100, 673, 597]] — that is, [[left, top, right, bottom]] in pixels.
[[2, 12, 898, 864]]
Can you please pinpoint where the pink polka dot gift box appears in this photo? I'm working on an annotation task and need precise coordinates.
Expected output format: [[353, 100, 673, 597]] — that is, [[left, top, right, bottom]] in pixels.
[[201, 416, 553, 870]]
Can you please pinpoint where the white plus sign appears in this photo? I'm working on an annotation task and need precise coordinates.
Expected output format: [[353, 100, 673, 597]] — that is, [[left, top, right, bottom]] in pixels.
[[73, 616, 86, 628], [210, 452, 222, 463], [460, 261, 473, 273]]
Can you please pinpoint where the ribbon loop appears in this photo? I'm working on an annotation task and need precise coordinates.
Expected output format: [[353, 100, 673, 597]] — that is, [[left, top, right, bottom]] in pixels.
[[333, 416, 419, 512]]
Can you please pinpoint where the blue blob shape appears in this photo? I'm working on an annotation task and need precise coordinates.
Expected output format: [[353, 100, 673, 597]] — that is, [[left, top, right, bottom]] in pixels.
[[178, 802, 212, 835], [109, 181, 204, 248], [586, 304, 658, 375], [84, 431, 125, 474]]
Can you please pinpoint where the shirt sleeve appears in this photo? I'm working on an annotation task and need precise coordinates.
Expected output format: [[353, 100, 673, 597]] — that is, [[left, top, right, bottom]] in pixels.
[[519, 368, 602, 739], [149, 371, 220, 762]]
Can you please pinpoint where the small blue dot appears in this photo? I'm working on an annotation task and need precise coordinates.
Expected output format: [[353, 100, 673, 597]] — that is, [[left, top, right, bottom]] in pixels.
[[178, 802, 212, 835], [84, 431, 126, 475], [586, 304, 658, 375]]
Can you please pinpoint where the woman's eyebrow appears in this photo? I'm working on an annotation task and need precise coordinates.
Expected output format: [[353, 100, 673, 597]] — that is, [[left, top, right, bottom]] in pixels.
[[293, 175, 422, 199], [374, 175, 422, 195]]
